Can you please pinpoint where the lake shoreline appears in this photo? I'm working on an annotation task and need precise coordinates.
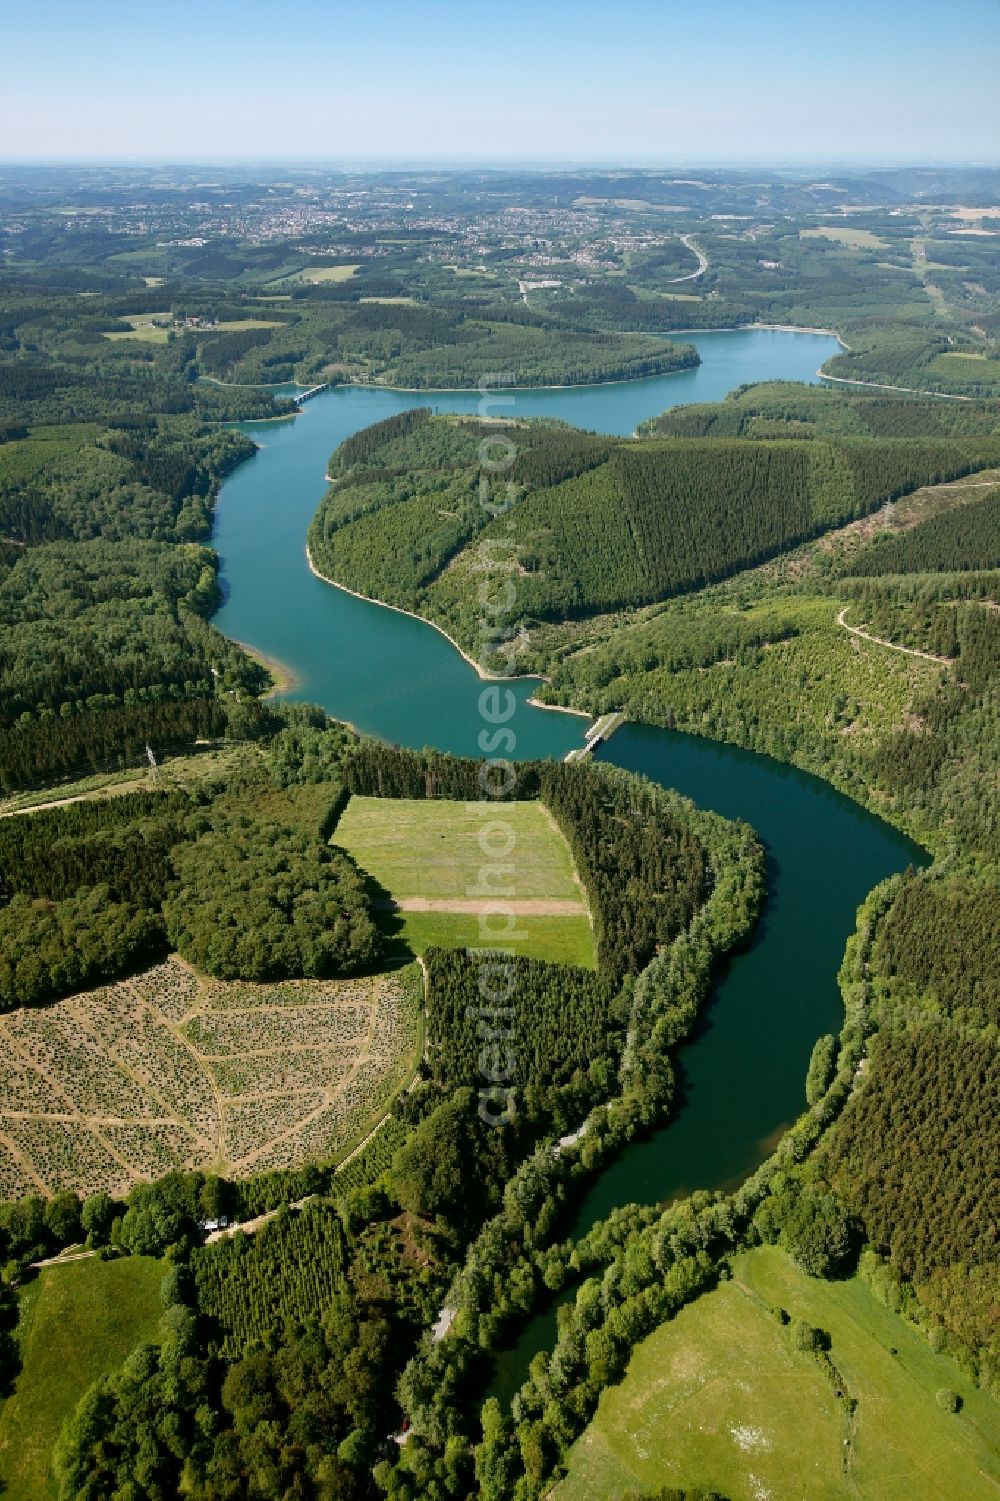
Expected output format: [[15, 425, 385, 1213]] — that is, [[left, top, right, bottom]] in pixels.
[[304, 545, 588, 708], [230, 639, 301, 697], [204, 322, 849, 402]]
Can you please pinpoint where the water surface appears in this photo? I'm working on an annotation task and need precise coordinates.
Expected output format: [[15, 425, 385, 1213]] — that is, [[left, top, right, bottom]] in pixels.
[[209, 329, 923, 1395], [212, 330, 839, 755]]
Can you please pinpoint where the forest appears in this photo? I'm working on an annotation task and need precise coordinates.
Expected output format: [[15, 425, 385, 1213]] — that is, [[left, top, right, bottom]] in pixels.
[[506, 389, 1000, 1438], [1, 169, 999, 1500], [0, 736, 762, 1501], [309, 411, 1000, 662], [0, 737, 378, 1008]]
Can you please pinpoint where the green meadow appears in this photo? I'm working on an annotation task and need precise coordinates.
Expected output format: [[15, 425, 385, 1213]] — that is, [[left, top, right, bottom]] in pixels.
[[558, 1247, 1000, 1501], [332, 795, 596, 967], [0, 1256, 163, 1501]]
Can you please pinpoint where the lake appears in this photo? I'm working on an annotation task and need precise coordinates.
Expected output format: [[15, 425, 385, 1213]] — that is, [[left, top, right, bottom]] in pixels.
[[210, 327, 924, 1397]]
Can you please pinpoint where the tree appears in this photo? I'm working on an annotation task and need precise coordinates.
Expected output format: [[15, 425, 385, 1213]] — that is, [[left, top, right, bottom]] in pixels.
[[390, 1089, 480, 1223], [805, 1033, 837, 1106], [475, 1397, 518, 1501], [81, 1192, 117, 1246], [43, 1191, 82, 1247]]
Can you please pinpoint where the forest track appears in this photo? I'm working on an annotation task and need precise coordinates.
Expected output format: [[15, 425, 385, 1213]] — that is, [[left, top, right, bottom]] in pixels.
[[836, 607, 954, 664], [383, 896, 587, 915]]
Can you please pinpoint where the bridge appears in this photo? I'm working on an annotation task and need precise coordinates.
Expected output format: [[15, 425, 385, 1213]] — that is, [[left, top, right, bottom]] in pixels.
[[294, 383, 329, 404], [564, 711, 625, 762]]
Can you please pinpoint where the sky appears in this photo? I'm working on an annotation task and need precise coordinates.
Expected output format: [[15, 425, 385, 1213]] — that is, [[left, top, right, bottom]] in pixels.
[[3, 0, 999, 165]]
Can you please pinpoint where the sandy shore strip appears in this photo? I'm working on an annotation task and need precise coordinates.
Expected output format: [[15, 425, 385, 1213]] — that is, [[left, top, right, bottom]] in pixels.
[[306, 544, 567, 690], [231, 639, 301, 696]]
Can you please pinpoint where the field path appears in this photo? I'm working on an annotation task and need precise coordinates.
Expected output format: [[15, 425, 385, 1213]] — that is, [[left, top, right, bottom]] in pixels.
[[385, 896, 587, 915], [836, 607, 954, 664]]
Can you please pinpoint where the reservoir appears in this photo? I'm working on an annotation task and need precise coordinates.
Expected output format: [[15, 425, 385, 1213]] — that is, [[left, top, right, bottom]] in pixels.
[[210, 328, 924, 1395]]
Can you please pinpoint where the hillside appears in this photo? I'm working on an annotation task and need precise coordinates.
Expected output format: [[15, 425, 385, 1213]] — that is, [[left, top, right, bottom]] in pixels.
[[308, 409, 1000, 666]]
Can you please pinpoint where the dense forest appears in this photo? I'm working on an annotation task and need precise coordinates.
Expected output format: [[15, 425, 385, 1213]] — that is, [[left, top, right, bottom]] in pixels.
[[825, 869, 1000, 1391], [2, 169, 999, 1500], [0, 740, 378, 1007], [309, 410, 1000, 664], [17, 737, 762, 1501]]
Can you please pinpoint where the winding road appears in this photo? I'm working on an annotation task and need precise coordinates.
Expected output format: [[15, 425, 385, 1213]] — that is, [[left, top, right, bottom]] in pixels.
[[836, 606, 953, 664], [669, 234, 708, 283]]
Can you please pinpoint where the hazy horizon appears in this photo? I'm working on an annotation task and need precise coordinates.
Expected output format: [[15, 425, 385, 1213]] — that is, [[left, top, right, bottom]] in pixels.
[[4, 0, 998, 165]]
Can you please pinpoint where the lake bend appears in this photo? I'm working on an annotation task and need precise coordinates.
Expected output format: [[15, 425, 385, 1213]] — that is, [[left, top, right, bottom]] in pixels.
[[210, 328, 926, 1395]]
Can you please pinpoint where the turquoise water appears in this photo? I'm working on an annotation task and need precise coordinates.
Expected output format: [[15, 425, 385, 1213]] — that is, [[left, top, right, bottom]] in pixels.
[[211, 330, 839, 755], [209, 328, 923, 1393], [487, 723, 924, 1400]]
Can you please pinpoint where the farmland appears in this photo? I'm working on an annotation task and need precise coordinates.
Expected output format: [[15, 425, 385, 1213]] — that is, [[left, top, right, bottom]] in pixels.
[[102, 315, 282, 343], [331, 794, 597, 967], [284, 263, 360, 284], [0, 1256, 163, 1501], [800, 225, 890, 249], [0, 956, 423, 1197], [557, 1247, 1000, 1501]]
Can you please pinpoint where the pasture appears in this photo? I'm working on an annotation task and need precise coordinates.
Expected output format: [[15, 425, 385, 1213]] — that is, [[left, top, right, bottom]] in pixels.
[[800, 226, 889, 248], [102, 315, 282, 343], [292, 263, 360, 284], [101, 311, 172, 342], [557, 1247, 1000, 1501], [0, 958, 423, 1197], [0, 1256, 163, 1501], [331, 795, 596, 966]]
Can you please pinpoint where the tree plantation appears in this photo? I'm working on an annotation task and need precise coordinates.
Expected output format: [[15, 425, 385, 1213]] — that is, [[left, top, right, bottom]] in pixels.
[[1, 162, 999, 1501], [309, 412, 1000, 665]]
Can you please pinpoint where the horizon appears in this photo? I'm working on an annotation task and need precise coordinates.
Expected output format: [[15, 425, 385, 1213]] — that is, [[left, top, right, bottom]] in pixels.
[[4, 0, 999, 163], [2, 157, 999, 170]]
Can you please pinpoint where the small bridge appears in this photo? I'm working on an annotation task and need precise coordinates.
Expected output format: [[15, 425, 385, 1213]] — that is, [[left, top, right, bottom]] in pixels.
[[564, 711, 625, 762], [295, 383, 329, 404]]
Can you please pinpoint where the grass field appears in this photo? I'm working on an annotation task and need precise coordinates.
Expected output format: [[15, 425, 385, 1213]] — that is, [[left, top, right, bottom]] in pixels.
[[294, 264, 359, 283], [332, 796, 597, 967], [103, 315, 282, 344], [395, 911, 596, 966], [0, 1256, 163, 1501], [929, 352, 1000, 386], [0, 957, 423, 1197], [557, 1247, 1000, 1501], [800, 226, 889, 248], [102, 311, 172, 343]]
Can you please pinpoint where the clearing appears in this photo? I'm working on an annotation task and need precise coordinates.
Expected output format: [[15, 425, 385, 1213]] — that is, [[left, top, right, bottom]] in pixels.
[[0, 957, 423, 1197], [557, 1246, 1000, 1501], [332, 796, 596, 967], [0, 1255, 163, 1501], [800, 226, 889, 249], [103, 315, 282, 343], [290, 263, 360, 284]]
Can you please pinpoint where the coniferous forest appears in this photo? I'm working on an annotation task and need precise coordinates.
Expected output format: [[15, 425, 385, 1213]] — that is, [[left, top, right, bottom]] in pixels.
[[0, 162, 999, 1501]]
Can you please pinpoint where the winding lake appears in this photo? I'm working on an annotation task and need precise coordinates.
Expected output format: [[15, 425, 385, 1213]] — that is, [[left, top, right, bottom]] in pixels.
[[210, 328, 925, 1395]]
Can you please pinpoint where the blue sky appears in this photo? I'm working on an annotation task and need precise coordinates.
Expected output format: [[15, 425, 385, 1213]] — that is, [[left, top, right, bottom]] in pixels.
[[3, 0, 999, 163]]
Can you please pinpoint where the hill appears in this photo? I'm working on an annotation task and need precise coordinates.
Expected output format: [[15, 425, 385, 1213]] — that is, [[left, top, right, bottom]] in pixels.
[[308, 409, 1000, 666]]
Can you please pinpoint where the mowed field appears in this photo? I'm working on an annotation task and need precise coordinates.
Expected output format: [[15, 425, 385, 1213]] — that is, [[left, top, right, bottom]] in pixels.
[[0, 957, 423, 1198], [800, 225, 890, 248], [0, 1256, 163, 1501], [103, 315, 282, 343], [288, 263, 360, 284], [332, 796, 597, 967], [558, 1247, 1000, 1501]]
